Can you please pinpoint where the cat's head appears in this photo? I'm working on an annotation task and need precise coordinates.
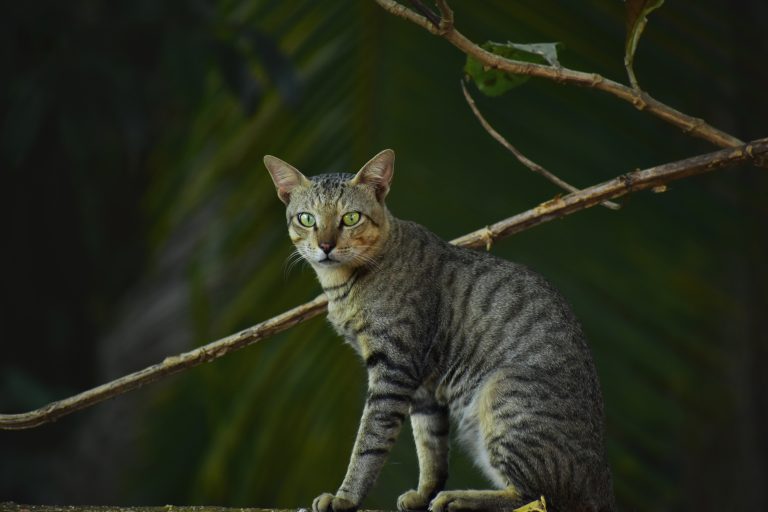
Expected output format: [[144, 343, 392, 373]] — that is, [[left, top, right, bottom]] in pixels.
[[263, 149, 395, 272]]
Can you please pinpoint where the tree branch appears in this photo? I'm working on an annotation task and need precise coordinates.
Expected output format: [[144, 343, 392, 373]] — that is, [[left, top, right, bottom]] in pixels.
[[406, 0, 439, 28], [374, 0, 746, 151], [451, 138, 768, 249], [2, 138, 766, 430], [0, 295, 329, 430], [460, 80, 621, 210], [0, 498, 547, 512], [0, 505, 292, 512]]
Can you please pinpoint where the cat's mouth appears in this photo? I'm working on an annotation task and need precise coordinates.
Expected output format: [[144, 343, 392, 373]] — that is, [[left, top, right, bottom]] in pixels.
[[317, 256, 338, 265]]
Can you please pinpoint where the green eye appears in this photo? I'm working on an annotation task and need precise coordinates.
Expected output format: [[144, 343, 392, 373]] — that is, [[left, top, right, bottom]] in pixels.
[[297, 212, 316, 228], [342, 211, 361, 227]]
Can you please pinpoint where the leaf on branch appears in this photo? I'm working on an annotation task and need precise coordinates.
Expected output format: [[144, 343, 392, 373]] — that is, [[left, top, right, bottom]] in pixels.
[[624, 0, 665, 89], [507, 42, 562, 67], [464, 41, 561, 97]]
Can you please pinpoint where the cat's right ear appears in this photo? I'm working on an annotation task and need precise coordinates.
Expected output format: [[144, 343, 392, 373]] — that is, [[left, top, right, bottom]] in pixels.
[[351, 149, 395, 202], [263, 155, 311, 204]]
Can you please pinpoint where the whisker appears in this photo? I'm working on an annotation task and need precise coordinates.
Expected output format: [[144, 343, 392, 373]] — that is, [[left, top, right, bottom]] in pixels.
[[284, 249, 309, 279], [347, 249, 382, 271]]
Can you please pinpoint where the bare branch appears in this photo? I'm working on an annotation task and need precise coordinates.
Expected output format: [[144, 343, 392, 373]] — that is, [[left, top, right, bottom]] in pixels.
[[435, 0, 454, 34], [373, 0, 745, 151], [385, 0, 437, 33], [0, 295, 329, 430], [461, 80, 621, 210], [452, 138, 768, 249], [0, 505, 301, 512], [0, 500, 552, 512], [2, 138, 766, 430], [406, 0, 440, 28]]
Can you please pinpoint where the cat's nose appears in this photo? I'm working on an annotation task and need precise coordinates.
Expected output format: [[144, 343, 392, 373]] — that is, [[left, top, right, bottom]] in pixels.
[[319, 242, 335, 254]]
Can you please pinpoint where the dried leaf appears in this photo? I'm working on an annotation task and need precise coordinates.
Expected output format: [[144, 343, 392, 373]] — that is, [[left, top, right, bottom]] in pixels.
[[505, 42, 561, 67]]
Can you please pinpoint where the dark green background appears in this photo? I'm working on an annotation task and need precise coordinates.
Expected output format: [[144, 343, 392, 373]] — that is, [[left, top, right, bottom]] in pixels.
[[1, 1, 766, 510]]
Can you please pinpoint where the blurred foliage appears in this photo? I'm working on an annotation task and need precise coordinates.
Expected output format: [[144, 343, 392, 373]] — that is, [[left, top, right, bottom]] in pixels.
[[1, 1, 767, 511]]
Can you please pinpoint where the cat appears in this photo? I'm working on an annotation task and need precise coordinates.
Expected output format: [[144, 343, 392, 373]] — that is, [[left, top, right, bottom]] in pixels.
[[263, 149, 616, 512]]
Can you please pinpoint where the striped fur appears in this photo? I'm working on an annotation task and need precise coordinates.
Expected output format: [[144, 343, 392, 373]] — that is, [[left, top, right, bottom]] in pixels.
[[264, 150, 616, 512]]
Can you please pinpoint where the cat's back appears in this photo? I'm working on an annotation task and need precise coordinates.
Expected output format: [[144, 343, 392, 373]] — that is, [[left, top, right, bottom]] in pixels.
[[397, 221, 612, 510], [393, 219, 579, 332], [393, 218, 601, 411], [363, 217, 595, 376]]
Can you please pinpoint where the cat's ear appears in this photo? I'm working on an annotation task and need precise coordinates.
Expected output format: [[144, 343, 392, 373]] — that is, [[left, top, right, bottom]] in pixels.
[[263, 155, 311, 204], [351, 149, 395, 201]]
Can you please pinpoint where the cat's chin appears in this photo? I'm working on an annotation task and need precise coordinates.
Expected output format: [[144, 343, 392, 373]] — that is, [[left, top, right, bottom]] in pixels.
[[312, 258, 344, 269]]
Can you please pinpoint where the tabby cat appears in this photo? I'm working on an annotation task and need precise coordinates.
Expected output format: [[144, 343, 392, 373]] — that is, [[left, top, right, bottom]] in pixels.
[[263, 150, 615, 512]]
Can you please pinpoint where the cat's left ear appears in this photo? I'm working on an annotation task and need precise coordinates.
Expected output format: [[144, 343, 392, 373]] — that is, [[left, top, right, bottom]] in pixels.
[[263, 155, 311, 204], [351, 149, 395, 202]]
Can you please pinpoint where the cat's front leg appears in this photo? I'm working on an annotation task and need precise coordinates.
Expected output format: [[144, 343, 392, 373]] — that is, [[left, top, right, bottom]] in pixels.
[[397, 394, 450, 512], [312, 354, 418, 512]]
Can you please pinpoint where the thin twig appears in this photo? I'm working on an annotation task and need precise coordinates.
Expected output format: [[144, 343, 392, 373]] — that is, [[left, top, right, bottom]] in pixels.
[[435, 0, 454, 34], [461, 80, 621, 210], [406, 0, 439, 28], [373, 0, 746, 151], [2, 137, 766, 430]]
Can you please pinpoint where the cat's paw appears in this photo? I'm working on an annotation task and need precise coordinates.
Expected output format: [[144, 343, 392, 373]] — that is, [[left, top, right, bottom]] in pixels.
[[397, 489, 431, 511], [428, 491, 465, 512], [312, 493, 357, 512]]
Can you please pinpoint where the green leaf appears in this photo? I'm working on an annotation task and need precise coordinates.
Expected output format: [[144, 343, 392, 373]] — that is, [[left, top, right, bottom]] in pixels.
[[624, 0, 665, 88], [464, 41, 561, 97]]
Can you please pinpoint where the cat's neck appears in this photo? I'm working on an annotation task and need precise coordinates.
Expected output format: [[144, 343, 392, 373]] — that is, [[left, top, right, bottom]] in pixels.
[[314, 264, 357, 290]]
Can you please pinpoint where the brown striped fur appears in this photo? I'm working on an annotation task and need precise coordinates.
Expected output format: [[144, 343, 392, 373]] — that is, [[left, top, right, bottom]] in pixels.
[[264, 150, 616, 512]]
